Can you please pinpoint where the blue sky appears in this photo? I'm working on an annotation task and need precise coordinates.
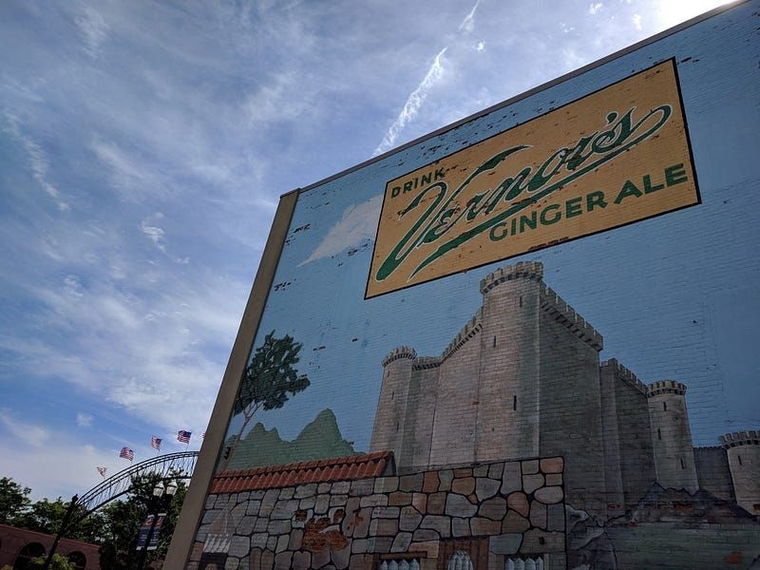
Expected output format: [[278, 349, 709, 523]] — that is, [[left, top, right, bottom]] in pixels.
[[0, 0, 733, 500]]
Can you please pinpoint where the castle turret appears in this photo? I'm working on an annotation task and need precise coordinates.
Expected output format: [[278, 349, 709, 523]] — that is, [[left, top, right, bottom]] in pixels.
[[720, 430, 760, 516], [370, 346, 417, 462], [647, 380, 698, 492], [474, 261, 544, 462]]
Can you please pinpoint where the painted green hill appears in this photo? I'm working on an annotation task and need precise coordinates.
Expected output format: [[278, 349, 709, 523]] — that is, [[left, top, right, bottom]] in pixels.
[[225, 408, 360, 470]]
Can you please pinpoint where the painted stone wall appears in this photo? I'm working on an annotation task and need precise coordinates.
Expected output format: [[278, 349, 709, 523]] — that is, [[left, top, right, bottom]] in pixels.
[[188, 457, 566, 570]]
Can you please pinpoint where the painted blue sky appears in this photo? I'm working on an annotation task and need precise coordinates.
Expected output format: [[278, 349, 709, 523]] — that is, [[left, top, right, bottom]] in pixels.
[[0, 0, 735, 500]]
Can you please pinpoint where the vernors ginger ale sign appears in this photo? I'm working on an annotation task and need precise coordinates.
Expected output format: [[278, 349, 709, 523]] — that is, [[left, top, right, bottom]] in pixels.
[[367, 59, 699, 298]]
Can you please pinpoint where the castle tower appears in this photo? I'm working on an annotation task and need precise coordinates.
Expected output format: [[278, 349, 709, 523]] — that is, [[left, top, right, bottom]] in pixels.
[[370, 346, 417, 463], [473, 261, 544, 462], [720, 430, 760, 515], [646, 380, 699, 492]]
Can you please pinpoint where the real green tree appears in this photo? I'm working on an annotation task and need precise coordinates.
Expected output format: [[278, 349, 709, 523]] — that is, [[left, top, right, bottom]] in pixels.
[[222, 331, 310, 470], [97, 472, 188, 570], [12, 496, 106, 544], [26, 553, 76, 570], [0, 476, 31, 525], [2, 472, 187, 570]]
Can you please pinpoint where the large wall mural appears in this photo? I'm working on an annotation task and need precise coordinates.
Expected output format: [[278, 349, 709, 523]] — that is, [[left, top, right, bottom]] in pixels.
[[181, 2, 760, 569]]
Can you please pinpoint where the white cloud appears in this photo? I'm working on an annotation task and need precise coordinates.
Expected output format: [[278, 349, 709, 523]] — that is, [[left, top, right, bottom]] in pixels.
[[589, 3, 603, 15], [141, 213, 167, 252], [459, 0, 482, 33], [654, 0, 731, 29], [76, 413, 93, 427], [90, 138, 155, 199], [0, 413, 127, 500], [373, 47, 449, 156], [300, 195, 384, 265], [243, 71, 314, 126], [0, 411, 50, 448], [2, 114, 69, 211], [74, 5, 110, 58], [632, 13, 643, 30]]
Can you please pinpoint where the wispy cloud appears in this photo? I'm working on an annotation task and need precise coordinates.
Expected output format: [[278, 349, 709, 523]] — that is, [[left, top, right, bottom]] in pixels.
[[459, 0, 482, 32], [74, 5, 110, 58], [373, 47, 448, 156], [300, 195, 384, 265], [76, 413, 93, 428], [589, 3, 603, 15], [90, 138, 156, 200], [0, 411, 50, 448], [372, 0, 490, 157], [0, 412, 124, 500], [243, 71, 313, 127], [141, 213, 167, 252], [3, 114, 69, 211]]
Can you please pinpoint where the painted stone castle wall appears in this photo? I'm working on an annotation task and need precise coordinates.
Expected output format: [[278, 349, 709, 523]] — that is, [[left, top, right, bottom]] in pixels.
[[370, 261, 758, 518]]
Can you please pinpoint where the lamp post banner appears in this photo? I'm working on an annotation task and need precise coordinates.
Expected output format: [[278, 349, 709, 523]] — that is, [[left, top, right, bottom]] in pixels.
[[136, 513, 166, 551]]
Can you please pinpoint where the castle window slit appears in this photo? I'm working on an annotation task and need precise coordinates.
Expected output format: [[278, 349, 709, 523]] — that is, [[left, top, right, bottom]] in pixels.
[[657, 428, 662, 440], [513, 395, 517, 411], [663, 402, 667, 411]]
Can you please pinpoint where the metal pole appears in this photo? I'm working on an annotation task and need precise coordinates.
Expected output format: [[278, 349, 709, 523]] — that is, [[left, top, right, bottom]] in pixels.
[[42, 494, 79, 570], [136, 506, 160, 570]]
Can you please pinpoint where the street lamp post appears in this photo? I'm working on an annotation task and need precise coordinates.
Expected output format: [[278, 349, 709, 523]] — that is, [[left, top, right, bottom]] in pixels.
[[136, 479, 178, 570]]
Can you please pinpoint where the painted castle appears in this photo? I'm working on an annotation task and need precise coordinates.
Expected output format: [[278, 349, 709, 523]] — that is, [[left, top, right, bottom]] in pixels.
[[369, 261, 759, 518]]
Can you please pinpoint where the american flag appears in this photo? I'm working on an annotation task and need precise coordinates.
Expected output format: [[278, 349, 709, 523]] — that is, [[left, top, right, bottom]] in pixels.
[[177, 430, 191, 444], [151, 435, 162, 451], [119, 447, 134, 461], [96, 466, 107, 478]]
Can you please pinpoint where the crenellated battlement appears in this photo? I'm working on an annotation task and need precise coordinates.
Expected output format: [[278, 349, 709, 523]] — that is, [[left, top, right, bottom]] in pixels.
[[382, 346, 417, 367], [719, 430, 760, 448], [539, 284, 603, 351], [646, 380, 687, 397], [480, 261, 544, 295], [441, 309, 483, 361], [413, 356, 442, 370], [600, 358, 648, 395]]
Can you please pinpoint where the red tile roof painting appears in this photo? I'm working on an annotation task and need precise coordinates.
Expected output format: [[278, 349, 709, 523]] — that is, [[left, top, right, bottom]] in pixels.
[[211, 451, 395, 494]]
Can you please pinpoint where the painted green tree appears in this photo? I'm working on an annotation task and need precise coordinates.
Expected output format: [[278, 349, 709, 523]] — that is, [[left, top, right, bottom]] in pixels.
[[222, 331, 310, 470]]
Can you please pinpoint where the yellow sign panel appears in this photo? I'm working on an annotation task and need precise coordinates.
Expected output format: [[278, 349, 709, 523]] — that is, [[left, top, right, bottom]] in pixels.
[[366, 59, 699, 298]]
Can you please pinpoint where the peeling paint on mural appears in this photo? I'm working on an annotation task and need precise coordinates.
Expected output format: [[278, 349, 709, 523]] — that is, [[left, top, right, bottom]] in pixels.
[[184, 3, 760, 569]]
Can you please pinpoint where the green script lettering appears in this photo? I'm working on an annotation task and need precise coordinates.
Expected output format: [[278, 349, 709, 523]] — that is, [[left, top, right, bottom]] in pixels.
[[375, 104, 674, 282]]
